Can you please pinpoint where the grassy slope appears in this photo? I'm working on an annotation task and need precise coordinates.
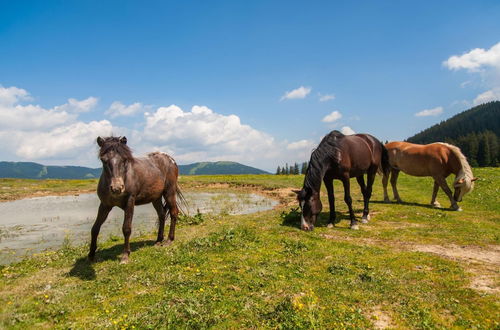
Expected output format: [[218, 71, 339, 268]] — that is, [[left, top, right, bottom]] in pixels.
[[0, 169, 498, 329]]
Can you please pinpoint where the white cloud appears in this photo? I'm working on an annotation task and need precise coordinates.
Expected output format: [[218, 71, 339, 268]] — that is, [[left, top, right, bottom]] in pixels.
[[53, 97, 98, 113], [415, 106, 443, 117], [0, 86, 31, 105], [473, 88, 500, 105], [280, 86, 311, 100], [322, 110, 342, 123], [443, 42, 500, 71], [287, 139, 315, 150], [106, 101, 146, 118], [319, 93, 335, 102], [340, 126, 355, 135], [0, 102, 75, 130]]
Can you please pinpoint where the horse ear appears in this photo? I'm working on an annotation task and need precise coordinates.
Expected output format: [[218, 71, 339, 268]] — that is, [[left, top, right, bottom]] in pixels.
[[120, 136, 127, 145], [292, 189, 301, 195], [471, 177, 478, 182], [97, 136, 104, 147]]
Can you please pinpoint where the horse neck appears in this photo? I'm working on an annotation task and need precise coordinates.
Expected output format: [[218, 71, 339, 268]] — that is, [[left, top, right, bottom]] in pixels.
[[303, 157, 327, 193]]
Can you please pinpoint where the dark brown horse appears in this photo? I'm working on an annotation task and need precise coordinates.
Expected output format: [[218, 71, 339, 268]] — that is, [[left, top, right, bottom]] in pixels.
[[89, 136, 183, 263], [294, 131, 389, 231]]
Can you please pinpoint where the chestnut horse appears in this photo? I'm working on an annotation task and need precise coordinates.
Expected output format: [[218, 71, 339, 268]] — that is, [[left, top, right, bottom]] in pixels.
[[382, 141, 477, 211], [294, 131, 389, 231], [89, 136, 184, 263]]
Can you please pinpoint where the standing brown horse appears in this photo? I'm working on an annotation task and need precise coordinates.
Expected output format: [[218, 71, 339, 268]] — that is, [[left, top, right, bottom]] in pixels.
[[294, 131, 389, 231], [382, 141, 477, 211], [89, 136, 183, 263]]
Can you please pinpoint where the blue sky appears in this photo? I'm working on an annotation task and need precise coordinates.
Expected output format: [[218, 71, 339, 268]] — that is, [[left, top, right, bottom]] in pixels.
[[1, 1, 500, 171]]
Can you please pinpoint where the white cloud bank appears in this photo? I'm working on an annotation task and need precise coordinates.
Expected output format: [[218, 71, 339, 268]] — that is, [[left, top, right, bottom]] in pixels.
[[281, 86, 311, 100], [473, 87, 500, 105], [106, 101, 146, 118], [0, 85, 322, 170], [415, 106, 443, 117]]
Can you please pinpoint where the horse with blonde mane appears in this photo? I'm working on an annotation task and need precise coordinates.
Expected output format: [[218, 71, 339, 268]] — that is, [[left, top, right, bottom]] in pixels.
[[382, 141, 477, 211]]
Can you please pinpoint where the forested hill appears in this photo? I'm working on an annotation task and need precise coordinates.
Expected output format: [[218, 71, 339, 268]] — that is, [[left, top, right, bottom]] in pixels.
[[0, 161, 268, 179], [407, 101, 499, 166]]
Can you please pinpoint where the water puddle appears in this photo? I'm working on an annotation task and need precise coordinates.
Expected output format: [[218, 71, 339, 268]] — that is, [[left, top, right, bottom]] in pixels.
[[0, 192, 277, 264]]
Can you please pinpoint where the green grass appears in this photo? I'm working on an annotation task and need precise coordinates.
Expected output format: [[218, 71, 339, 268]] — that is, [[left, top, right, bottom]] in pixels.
[[0, 168, 498, 328]]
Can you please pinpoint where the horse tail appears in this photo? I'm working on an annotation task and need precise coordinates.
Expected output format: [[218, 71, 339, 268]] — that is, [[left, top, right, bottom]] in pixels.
[[175, 184, 189, 216], [379, 143, 390, 175]]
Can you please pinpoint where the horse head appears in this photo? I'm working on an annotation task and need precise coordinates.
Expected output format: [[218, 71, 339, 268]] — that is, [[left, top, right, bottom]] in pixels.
[[453, 176, 478, 202], [293, 187, 322, 231], [97, 136, 131, 196]]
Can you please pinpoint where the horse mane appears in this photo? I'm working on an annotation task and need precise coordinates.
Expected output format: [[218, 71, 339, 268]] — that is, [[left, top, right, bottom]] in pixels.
[[98, 136, 135, 162], [304, 131, 344, 191], [437, 142, 474, 186]]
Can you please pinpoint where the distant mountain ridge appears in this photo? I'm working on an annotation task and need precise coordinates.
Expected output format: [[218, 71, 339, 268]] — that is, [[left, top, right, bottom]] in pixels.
[[0, 161, 268, 179], [406, 101, 499, 166]]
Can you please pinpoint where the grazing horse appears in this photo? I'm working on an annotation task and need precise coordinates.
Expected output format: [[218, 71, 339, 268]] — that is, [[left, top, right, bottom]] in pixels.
[[294, 131, 389, 231], [382, 141, 477, 211], [89, 136, 183, 263]]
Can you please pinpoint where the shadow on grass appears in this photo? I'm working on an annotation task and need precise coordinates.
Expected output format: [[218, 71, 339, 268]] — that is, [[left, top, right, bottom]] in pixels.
[[280, 208, 361, 230], [370, 199, 454, 211], [68, 240, 156, 280]]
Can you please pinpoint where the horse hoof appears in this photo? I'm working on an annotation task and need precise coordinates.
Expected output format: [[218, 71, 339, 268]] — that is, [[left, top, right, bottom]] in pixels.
[[361, 215, 370, 223], [163, 239, 174, 246], [383, 198, 391, 203], [432, 202, 441, 208], [327, 223, 334, 228], [350, 224, 360, 230], [155, 241, 163, 246], [454, 207, 463, 212], [361, 219, 368, 224]]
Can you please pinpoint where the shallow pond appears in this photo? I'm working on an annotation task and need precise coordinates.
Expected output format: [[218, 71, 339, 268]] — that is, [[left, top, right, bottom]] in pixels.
[[0, 192, 277, 264]]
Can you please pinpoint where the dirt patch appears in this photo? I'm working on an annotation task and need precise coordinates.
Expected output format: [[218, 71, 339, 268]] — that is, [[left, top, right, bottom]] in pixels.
[[368, 305, 394, 329], [469, 275, 499, 294], [409, 244, 500, 266]]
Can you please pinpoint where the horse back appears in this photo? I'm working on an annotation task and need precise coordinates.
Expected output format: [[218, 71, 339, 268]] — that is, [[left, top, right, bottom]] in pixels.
[[386, 141, 452, 176], [338, 134, 382, 175]]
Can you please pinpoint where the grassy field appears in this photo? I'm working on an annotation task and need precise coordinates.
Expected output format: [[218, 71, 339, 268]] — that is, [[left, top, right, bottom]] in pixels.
[[0, 168, 498, 328]]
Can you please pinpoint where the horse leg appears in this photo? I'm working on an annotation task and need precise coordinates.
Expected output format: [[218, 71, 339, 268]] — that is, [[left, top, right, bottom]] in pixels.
[[434, 176, 461, 211], [152, 198, 166, 245], [382, 171, 390, 202], [323, 177, 336, 228], [431, 181, 441, 207], [356, 175, 369, 223], [121, 196, 135, 264], [164, 192, 179, 246], [88, 203, 112, 261], [341, 176, 358, 230], [390, 169, 403, 203]]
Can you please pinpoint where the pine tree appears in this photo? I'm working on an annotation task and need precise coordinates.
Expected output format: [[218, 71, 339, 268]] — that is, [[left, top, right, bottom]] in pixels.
[[477, 133, 491, 166], [276, 166, 281, 175], [285, 163, 289, 175], [301, 162, 308, 174]]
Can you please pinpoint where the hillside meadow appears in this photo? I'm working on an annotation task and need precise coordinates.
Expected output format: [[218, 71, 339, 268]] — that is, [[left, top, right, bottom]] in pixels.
[[0, 168, 498, 328]]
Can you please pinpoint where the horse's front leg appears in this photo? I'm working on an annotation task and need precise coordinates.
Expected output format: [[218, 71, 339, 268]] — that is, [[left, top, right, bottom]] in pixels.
[[121, 196, 135, 264], [431, 181, 441, 207], [434, 176, 461, 211], [341, 176, 358, 230], [323, 177, 336, 228], [88, 203, 112, 261]]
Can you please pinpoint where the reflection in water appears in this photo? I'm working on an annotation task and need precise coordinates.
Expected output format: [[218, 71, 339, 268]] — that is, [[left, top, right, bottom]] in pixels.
[[0, 192, 277, 264]]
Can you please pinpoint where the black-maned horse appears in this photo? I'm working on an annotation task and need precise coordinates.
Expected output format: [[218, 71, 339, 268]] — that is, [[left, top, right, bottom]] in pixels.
[[294, 131, 389, 231], [89, 136, 184, 263]]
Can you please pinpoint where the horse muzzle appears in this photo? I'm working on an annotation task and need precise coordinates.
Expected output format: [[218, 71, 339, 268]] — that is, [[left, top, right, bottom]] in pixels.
[[110, 178, 125, 195]]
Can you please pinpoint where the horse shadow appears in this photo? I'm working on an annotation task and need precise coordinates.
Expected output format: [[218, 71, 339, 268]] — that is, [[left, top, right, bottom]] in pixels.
[[370, 199, 454, 211], [280, 208, 363, 230], [68, 240, 156, 281]]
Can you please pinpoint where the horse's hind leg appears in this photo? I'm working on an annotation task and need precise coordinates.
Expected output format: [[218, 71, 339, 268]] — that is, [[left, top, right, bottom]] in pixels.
[[152, 198, 166, 244], [356, 175, 369, 223], [88, 203, 112, 262], [323, 177, 336, 228], [164, 191, 179, 245], [382, 171, 390, 202], [431, 181, 441, 207], [341, 176, 358, 230], [390, 169, 403, 202]]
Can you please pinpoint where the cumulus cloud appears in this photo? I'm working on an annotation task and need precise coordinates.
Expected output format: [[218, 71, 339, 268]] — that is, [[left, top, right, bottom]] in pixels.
[[53, 97, 98, 113], [415, 106, 443, 117], [340, 126, 355, 135], [319, 93, 335, 102], [287, 139, 315, 150], [280, 86, 311, 100], [443, 42, 500, 72], [322, 110, 342, 123], [473, 88, 500, 105], [0, 86, 31, 105], [106, 101, 146, 118]]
